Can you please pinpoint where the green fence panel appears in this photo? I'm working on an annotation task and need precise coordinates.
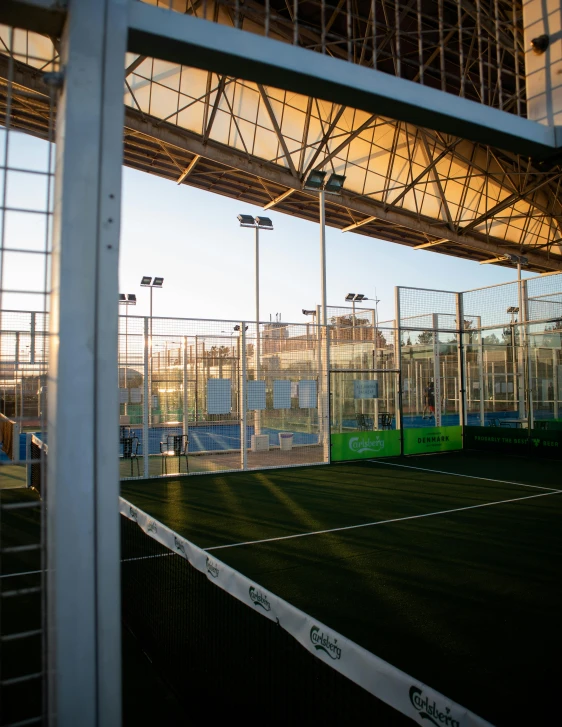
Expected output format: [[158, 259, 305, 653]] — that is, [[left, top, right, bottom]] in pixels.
[[403, 426, 462, 455], [464, 426, 562, 459], [330, 430, 401, 461]]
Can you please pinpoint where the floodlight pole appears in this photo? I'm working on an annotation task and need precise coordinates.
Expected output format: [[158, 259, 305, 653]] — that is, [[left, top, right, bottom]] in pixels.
[[255, 224, 261, 435], [319, 188, 327, 328], [319, 190, 331, 460]]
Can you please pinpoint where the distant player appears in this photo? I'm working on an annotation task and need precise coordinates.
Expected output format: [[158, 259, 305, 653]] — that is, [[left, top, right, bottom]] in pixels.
[[424, 380, 435, 418]]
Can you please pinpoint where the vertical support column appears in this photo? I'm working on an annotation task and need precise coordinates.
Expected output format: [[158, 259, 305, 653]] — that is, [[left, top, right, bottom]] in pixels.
[[240, 323, 247, 470], [553, 349, 559, 419], [47, 0, 126, 725], [477, 317, 485, 426], [432, 313, 442, 427], [456, 293, 466, 426], [522, 280, 533, 428], [30, 311, 36, 365], [254, 227, 261, 436], [182, 336, 189, 440], [143, 317, 149, 477], [394, 289, 402, 434]]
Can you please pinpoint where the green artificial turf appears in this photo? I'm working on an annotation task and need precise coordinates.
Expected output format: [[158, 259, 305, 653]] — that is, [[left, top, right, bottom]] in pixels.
[[122, 451, 562, 726]]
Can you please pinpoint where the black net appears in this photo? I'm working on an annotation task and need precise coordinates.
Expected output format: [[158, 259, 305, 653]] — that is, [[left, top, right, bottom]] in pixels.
[[120, 515, 410, 724]]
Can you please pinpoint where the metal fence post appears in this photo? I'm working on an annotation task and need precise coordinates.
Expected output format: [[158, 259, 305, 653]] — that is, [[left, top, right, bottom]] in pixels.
[[394, 288, 403, 439], [143, 316, 150, 477], [456, 293, 467, 426], [47, 0, 126, 724], [240, 323, 248, 470]]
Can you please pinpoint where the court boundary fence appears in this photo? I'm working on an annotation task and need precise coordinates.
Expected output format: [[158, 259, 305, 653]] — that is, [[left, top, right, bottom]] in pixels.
[[120, 498, 492, 727]]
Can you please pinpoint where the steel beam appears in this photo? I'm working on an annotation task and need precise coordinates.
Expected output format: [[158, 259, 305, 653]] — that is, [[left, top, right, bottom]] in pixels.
[[127, 0, 558, 157]]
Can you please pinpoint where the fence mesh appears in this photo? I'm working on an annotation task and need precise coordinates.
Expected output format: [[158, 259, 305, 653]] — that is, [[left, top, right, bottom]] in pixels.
[[116, 315, 330, 477], [0, 24, 55, 727]]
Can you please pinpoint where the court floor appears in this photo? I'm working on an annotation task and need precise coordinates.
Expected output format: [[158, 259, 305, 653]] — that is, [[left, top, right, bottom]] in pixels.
[[122, 452, 562, 727]]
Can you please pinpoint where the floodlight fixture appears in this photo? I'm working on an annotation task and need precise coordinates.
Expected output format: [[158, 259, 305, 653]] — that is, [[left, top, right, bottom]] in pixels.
[[255, 216, 273, 229], [324, 173, 346, 194], [140, 276, 152, 286], [345, 293, 355, 301], [355, 293, 366, 301], [507, 306, 520, 314], [238, 213, 255, 227], [233, 325, 249, 331], [119, 293, 137, 305], [304, 170, 327, 190], [153, 277, 164, 287], [530, 34, 549, 55], [302, 309, 316, 316]]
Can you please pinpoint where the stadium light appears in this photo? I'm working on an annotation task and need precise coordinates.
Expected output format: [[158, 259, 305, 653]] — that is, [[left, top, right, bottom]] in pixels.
[[119, 294, 137, 411], [237, 213, 255, 227], [345, 293, 355, 301], [302, 309, 316, 316], [237, 214, 275, 435], [140, 275, 164, 326], [303, 171, 347, 328], [303, 170, 326, 190], [324, 173, 346, 194]]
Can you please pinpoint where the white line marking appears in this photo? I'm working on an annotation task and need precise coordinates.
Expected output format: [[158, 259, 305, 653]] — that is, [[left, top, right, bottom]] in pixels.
[[368, 460, 562, 493], [205, 489, 562, 551]]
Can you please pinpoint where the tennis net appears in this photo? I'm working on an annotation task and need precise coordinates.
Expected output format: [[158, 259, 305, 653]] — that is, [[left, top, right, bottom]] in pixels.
[[120, 512, 407, 724], [120, 501, 492, 727]]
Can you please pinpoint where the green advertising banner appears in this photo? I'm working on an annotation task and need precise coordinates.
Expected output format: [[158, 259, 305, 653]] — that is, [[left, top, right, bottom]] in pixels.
[[331, 430, 401, 461], [403, 426, 462, 455], [464, 426, 562, 460]]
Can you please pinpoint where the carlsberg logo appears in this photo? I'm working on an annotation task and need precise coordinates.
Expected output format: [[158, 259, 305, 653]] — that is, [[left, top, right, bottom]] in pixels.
[[409, 687, 460, 727], [249, 586, 271, 611], [206, 557, 220, 578], [310, 626, 341, 660], [174, 536, 186, 556], [349, 435, 384, 454]]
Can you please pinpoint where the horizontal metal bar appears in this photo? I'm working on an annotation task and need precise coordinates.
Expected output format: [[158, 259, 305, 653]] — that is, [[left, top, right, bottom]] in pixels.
[[1, 628, 43, 642], [128, 1, 558, 157], [1, 544, 42, 554], [1, 672, 43, 687], [0, 569, 43, 579], [0, 0, 65, 37], [329, 369, 400, 373], [5, 716, 44, 727], [2, 586, 42, 597], [1, 501, 42, 511]]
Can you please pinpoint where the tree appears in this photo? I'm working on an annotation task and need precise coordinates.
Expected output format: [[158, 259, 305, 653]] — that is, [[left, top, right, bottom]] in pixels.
[[417, 331, 434, 345]]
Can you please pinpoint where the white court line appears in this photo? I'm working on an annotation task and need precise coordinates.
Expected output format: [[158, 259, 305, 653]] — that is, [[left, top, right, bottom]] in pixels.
[[205, 489, 562, 552], [368, 460, 562, 493]]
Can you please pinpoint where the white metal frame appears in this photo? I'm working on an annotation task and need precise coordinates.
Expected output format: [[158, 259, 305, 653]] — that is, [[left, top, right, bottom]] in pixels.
[[46, 0, 126, 724]]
